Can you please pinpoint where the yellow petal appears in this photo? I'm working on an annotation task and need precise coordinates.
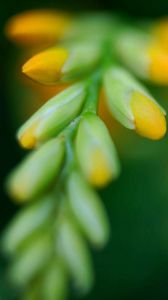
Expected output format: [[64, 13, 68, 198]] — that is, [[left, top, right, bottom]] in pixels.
[[130, 91, 166, 140], [5, 10, 71, 46], [88, 148, 113, 188], [19, 121, 40, 149], [148, 43, 168, 84], [153, 18, 168, 50], [22, 48, 68, 84]]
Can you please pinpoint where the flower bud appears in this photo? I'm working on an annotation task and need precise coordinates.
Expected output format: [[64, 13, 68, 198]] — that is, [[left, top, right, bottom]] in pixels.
[[2, 195, 55, 255], [22, 47, 68, 85], [7, 138, 65, 201], [75, 113, 120, 187], [42, 260, 68, 300], [103, 66, 166, 140], [116, 28, 168, 85], [5, 9, 71, 46], [17, 82, 87, 149], [67, 172, 110, 247], [58, 218, 94, 293], [152, 17, 168, 50], [9, 232, 52, 286], [22, 42, 101, 84]]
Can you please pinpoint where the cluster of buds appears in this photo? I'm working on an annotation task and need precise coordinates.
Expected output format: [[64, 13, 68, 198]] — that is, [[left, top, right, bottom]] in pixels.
[[3, 9, 168, 300]]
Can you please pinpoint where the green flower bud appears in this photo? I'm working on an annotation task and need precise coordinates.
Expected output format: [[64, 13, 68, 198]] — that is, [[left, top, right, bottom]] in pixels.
[[75, 113, 120, 187], [8, 232, 52, 286], [22, 41, 101, 84], [2, 195, 55, 255], [67, 171, 110, 247], [115, 29, 150, 79], [103, 66, 166, 140], [58, 218, 94, 294], [42, 260, 68, 300], [61, 41, 102, 81], [17, 82, 87, 149], [7, 138, 65, 202]]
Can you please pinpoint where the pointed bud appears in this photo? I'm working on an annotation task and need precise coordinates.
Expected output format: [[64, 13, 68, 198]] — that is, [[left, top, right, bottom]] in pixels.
[[148, 43, 168, 84], [67, 172, 110, 247], [9, 233, 52, 286], [42, 260, 68, 300], [22, 42, 101, 84], [116, 29, 168, 85], [22, 47, 68, 85], [152, 17, 168, 50], [7, 138, 65, 201], [75, 113, 120, 188], [2, 195, 55, 255], [103, 66, 166, 139], [17, 82, 87, 149], [58, 218, 94, 294], [5, 9, 71, 46]]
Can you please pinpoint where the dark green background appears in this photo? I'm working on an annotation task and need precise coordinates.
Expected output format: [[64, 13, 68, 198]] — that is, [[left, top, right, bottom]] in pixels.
[[2, 0, 168, 299]]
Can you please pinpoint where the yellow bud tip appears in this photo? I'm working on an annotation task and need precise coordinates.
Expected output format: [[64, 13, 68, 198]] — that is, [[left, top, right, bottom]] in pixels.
[[18, 122, 38, 149], [22, 48, 68, 85], [88, 149, 112, 188], [5, 9, 71, 46], [153, 18, 168, 50], [131, 91, 166, 140], [148, 43, 168, 84]]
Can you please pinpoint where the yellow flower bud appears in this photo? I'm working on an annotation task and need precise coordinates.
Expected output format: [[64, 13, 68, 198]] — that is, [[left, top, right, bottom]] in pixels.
[[152, 17, 168, 50], [148, 43, 168, 85], [17, 82, 87, 148], [5, 9, 71, 46], [75, 113, 120, 188], [22, 42, 101, 85], [103, 66, 166, 140], [116, 29, 168, 84], [22, 47, 68, 85], [130, 91, 166, 140]]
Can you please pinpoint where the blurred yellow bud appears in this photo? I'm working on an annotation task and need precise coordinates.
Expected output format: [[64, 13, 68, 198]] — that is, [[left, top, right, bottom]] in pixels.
[[153, 17, 168, 50], [5, 9, 71, 46], [116, 29, 168, 85], [75, 113, 120, 188], [148, 43, 168, 85]]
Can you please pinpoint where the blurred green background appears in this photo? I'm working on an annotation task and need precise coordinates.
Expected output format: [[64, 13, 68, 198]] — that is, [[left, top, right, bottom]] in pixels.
[[2, 0, 168, 300]]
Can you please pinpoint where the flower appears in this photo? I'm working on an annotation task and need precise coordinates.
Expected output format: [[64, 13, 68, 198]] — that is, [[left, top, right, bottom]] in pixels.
[[22, 42, 101, 84], [18, 82, 87, 148], [75, 113, 120, 187], [5, 9, 71, 46], [4, 11, 168, 300], [103, 66, 166, 139], [67, 171, 110, 246], [115, 28, 168, 85], [7, 137, 65, 201]]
